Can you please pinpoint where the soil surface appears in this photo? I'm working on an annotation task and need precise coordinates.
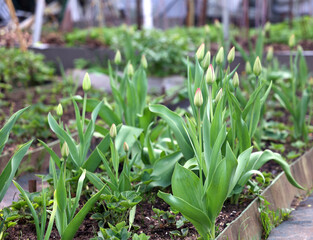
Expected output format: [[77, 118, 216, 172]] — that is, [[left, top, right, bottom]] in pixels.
[[1, 81, 92, 156], [4, 188, 253, 239]]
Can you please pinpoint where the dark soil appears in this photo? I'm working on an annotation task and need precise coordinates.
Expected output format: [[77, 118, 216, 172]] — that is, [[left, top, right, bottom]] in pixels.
[[5, 188, 253, 240], [1, 81, 87, 156], [5, 214, 98, 240]]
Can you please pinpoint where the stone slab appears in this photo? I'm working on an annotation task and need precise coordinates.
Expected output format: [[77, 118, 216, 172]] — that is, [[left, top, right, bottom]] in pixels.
[[268, 194, 313, 240]]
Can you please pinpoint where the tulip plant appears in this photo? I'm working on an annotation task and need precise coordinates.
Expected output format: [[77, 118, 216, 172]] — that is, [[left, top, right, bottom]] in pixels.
[[272, 35, 311, 142], [151, 44, 303, 239]]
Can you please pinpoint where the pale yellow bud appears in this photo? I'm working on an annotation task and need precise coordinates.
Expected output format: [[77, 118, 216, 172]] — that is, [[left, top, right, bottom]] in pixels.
[[216, 47, 224, 65], [201, 51, 211, 69], [266, 46, 274, 62], [215, 88, 223, 102], [205, 64, 215, 85], [127, 63, 134, 78], [194, 88, 203, 108], [123, 142, 129, 153], [289, 34, 295, 48], [227, 47, 235, 63], [264, 22, 271, 32], [141, 54, 148, 69], [56, 103, 63, 117], [114, 50, 122, 65], [110, 124, 117, 138], [253, 57, 262, 77], [245, 61, 252, 74], [233, 72, 239, 88], [196, 43, 205, 61], [61, 142, 69, 158], [82, 72, 91, 92]]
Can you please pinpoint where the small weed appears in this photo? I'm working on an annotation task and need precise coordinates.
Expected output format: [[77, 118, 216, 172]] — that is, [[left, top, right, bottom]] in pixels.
[[258, 196, 293, 239]]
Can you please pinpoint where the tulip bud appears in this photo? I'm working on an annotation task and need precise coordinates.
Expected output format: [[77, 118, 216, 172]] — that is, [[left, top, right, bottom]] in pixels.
[[141, 54, 148, 69], [204, 24, 210, 34], [127, 63, 134, 78], [114, 50, 122, 65], [215, 88, 223, 102], [233, 72, 239, 88], [194, 88, 203, 108], [196, 43, 205, 61], [227, 47, 235, 63], [82, 72, 91, 92], [56, 103, 63, 117], [61, 142, 69, 158], [205, 64, 215, 85], [309, 77, 313, 86], [289, 34, 295, 48], [266, 46, 274, 62], [201, 51, 211, 68], [214, 19, 221, 29], [253, 57, 262, 77], [245, 61, 252, 74], [297, 45, 303, 54], [123, 142, 129, 153], [110, 123, 117, 138], [264, 21, 271, 32], [216, 47, 224, 65]]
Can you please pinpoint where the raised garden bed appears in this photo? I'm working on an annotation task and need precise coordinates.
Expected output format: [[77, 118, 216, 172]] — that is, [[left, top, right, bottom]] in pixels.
[[217, 147, 313, 239]]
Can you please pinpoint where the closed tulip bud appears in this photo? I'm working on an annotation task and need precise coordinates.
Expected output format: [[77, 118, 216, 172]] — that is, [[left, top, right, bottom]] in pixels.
[[289, 34, 295, 48], [114, 50, 121, 65], [201, 51, 211, 68], [61, 142, 69, 158], [264, 21, 271, 32], [82, 72, 91, 92], [56, 103, 63, 117], [253, 57, 262, 77], [245, 61, 252, 74], [297, 45, 303, 54], [227, 47, 235, 63], [233, 72, 239, 88], [214, 19, 221, 29], [127, 63, 134, 78], [266, 46, 274, 62], [204, 24, 210, 34], [194, 88, 203, 108], [309, 77, 313, 86], [216, 47, 224, 65], [196, 43, 205, 60], [110, 123, 117, 138], [123, 142, 129, 153], [215, 88, 223, 102], [205, 64, 215, 85], [141, 54, 148, 69]]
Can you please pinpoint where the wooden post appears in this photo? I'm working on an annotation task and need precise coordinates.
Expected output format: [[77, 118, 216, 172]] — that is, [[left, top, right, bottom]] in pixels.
[[136, 0, 142, 30], [187, 0, 195, 27], [28, 180, 37, 193], [5, 0, 27, 51], [199, 0, 207, 26], [289, 0, 293, 28], [243, 0, 249, 40]]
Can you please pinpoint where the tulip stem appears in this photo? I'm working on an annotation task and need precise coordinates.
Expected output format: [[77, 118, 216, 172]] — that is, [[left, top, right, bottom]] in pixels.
[[82, 93, 87, 131], [197, 107, 203, 184], [209, 86, 213, 121]]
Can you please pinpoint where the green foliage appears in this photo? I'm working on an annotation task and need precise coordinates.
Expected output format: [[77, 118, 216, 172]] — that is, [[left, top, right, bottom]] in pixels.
[[68, 25, 230, 76], [97, 221, 131, 240], [153, 45, 303, 239], [258, 196, 293, 239], [0, 48, 54, 88], [273, 47, 311, 142], [0, 107, 32, 203]]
